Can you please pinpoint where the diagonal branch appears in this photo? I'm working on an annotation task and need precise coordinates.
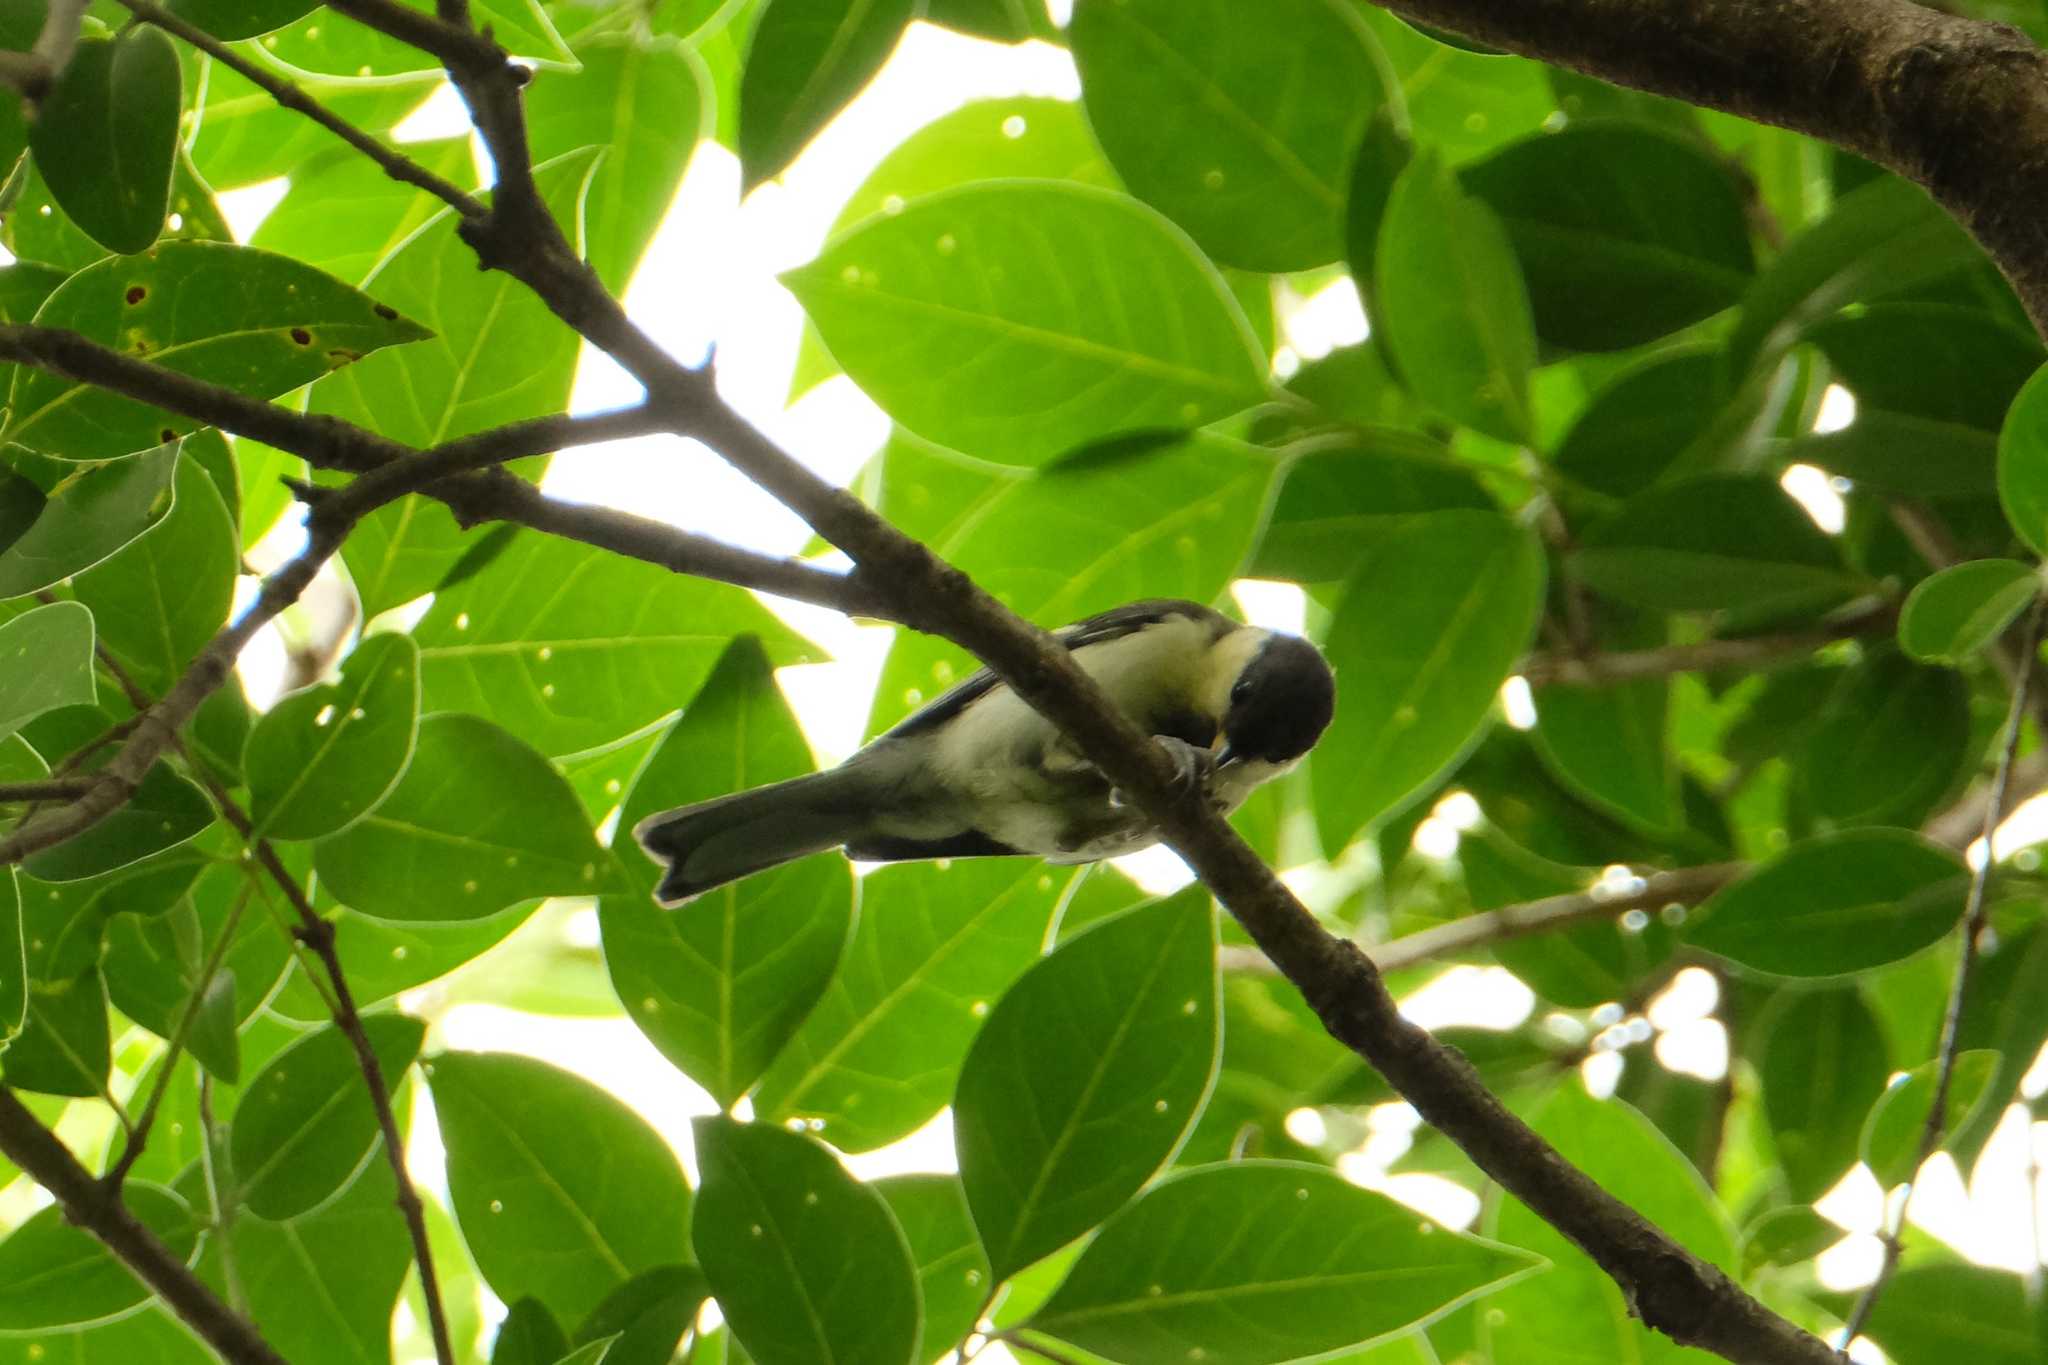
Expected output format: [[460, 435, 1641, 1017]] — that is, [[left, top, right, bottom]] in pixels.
[[1518, 600, 1895, 688], [0, 0, 89, 104], [1842, 595, 2048, 1343], [0, 1087, 288, 1365]]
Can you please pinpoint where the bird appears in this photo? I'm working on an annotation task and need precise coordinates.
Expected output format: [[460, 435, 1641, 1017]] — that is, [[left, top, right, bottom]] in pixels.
[[633, 599, 1336, 906]]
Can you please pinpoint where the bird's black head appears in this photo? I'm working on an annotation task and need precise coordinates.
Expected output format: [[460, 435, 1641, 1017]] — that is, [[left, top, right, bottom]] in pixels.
[[1221, 633, 1335, 765]]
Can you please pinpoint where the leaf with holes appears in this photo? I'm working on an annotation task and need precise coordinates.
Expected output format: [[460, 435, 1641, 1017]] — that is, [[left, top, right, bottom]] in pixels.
[[430, 1051, 693, 1327], [313, 713, 622, 920], [1030, 1162, 1539, 1364], [955, 891, 1219, 1281], [27, 30, 179, 255], [601, 638, 852, 1107], [692, 1116, 921, 1365], [785, 183, 1267, 468], [1071, 0, 1388, 271], [311, 151, 595, 617], [414, 531, 814, 758], [1314, 509, 1545, 852], [229, 1013, 426, 1219], [247, 632, 420, 841], [6, 243, 429, 460]]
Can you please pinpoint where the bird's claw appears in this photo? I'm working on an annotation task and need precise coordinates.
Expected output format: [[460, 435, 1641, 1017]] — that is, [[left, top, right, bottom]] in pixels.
[[1109, 736, 1216, 810]]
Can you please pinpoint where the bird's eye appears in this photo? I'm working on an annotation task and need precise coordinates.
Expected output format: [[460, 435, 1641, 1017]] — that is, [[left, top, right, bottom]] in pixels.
[[1230, 679, 1250, 703]]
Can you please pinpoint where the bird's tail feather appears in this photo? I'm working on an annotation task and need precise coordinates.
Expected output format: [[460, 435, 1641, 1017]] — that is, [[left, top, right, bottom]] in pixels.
[[632, 768, 872, 906]]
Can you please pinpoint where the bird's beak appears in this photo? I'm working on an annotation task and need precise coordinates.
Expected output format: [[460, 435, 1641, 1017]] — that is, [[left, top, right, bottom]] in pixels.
[[1214, 743, 1239, 769]]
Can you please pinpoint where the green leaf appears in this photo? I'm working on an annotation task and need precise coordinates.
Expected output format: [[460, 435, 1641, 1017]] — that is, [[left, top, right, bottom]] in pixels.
[[2, 965, 109, 1095], [313, 713, 621, 920], [955, 890, 1220, 1280], [1071, 0, 1386, 271], [571, 1266, 709, 1365], [414, 531, 814, 758], [1553, 346, 1724, 499], [1249, 432, 1493, 584], [601, 638, 853, 1106], [527, 35, 705, 293], [495, 1299, 572, 1365], [1692, 831, 1966, 978], [786, 184, 1267, 469], [1374, 148, 1536, 443], [1030, 1161, 1539, 1364], [166, 0, 322, 39], [249, 138, 477, 286], [230, 1150, 417, 1365], [1814, 303, 2044, 433], [430, 1050, 694, 1327], [67, 453, 235, 697], [1738, 1205, 1839, 1275], [0, 1307, 213, 1364], [27, 30, 179, 255], [0, 1183, 196, 1328], [1999, 363, 2048, 557], [312, 152, 596, 618], [754, 859, 1067, 1152], [1800, 654, 1972, 828], [1572, 474, 1865, 613], [866, 430, 1277, 735], [1314, 509, 1545, 851], [1532, 618, 1681, 834], [0, 601, 94, 746], [7, 243, 429, 460], [1758, 986, 1891, 1202], [269, 902, 538, 1022], [1358, 11, 1552, 162], [874, 1175, 990, 1365], [1461, 124, 1753, 351], [247, 632, 421, 840], [229, 1013, 426, 1219], [1844, 1264, 2048, 1365], [0, 444, 178, 598], [188, 66, 436, 190], [1786, 408, 2000, 499], [738, 0, 918, 187], [1728, 175, 1982, 378], [1483, 1085, 1734, 1362], [1860, 1048, 2001, 1187], [24, 761, 215, 882], [693, 1116, 921, 1365], [0, 869, 19, 1042]]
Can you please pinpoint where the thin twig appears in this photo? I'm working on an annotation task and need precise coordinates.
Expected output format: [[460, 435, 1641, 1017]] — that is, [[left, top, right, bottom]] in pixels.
[[197, 1073, 250, 1317], [1842, 595, 2048, 1344], [104, 884, 253, 1189], [0, 779, 94, 803], [109, 0, 485, 219], [0, 1087, 284, 1364], [1518, 600, 1895, 688]]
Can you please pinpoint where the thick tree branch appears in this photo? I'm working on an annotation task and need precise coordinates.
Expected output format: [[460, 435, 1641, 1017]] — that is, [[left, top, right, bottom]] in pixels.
[[1363, 0, 2048, 335], [0, 1087, 288, 1365], [0, 778, 94, 803], [1844, 597, 2048, 1342]]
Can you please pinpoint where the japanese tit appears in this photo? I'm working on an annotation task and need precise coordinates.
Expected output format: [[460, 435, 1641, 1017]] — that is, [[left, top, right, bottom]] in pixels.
[[634, 599, 1336, 906]]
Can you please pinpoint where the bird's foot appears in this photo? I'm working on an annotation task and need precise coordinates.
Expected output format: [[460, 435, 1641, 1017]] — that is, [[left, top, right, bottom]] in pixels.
[[1108, 736, 1215, 810]]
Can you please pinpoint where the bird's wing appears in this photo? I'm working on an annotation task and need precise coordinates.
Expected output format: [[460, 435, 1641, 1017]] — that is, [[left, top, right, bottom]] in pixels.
[[878, 598, 1225, 741]]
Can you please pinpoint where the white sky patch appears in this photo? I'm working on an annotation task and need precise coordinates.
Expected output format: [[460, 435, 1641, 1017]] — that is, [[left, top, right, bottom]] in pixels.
[[1500, 675, 1537, 730], [1281, 275, 1370, 360], [1780, 462, 1845, 534], [1231, 578, 1308, 634], [1814, 382, 1859, 435], [215, 176, 289, 241]]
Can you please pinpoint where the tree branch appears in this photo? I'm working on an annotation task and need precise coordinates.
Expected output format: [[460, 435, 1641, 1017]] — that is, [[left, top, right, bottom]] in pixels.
[[1519, 600, 1894, 688], [0, 778, 94, 803], [1361, 0, 2048, 335], [0, 0, 88, 105], [1843, 596, 2048, 1343], [0, 1087, 288, 1365]]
